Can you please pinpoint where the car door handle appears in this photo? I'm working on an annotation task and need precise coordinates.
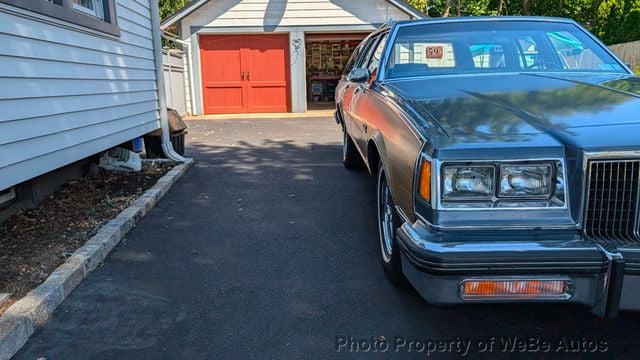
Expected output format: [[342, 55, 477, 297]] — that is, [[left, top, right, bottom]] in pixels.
[[354, 85, 364, 94]]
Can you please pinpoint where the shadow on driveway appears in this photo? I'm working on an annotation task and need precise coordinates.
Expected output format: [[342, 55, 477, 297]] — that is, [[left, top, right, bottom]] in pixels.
[[15, 118, 640, 359]]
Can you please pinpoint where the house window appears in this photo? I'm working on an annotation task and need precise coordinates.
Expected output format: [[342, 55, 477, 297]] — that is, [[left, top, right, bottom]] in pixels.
[[0, 0, 120, 36], [0, 187, 16, 207], [73, 0, 104, 20]]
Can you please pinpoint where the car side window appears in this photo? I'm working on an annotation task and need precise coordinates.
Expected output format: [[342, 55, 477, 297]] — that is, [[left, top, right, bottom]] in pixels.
[[343, 43, 363, 77], [516, 35, 540, 69], [546, 31, 612, 70], [355, 35, 381, 69], [367, 33, 389, 73], [469, 43, 507, 69]]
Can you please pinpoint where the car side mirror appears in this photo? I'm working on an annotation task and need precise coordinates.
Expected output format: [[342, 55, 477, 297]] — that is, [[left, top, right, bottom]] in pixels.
[[348, 68, 371, 83]]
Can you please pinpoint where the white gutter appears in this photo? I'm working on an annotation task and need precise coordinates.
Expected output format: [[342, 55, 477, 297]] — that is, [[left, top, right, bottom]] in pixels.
[[150, 0, 186, 162]]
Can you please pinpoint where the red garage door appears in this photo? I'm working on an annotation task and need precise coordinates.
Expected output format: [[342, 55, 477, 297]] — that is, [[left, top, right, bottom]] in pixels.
[[199, 34, 291, 114]]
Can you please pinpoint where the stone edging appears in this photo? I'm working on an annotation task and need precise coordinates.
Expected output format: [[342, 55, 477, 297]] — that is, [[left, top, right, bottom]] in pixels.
[[0, 159, 194, 360]]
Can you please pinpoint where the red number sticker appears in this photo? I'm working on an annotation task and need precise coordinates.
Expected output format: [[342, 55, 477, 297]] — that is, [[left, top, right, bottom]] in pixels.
[[426, 46, 444, 59]]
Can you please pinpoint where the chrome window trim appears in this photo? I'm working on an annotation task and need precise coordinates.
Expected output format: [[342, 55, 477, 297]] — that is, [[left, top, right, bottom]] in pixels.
[[377, 20, 400, 83], [383, 71, 631, 83]]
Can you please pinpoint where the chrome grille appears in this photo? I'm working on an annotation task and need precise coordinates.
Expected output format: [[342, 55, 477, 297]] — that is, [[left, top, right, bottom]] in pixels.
[[585, 160, 640, 243]]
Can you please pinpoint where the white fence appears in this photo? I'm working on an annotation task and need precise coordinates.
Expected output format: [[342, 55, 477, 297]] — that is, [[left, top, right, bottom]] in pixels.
[[163, 49, 188, 116], [610, 41, 640, 69]]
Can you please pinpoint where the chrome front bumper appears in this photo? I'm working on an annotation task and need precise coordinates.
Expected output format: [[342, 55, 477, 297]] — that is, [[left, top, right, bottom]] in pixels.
[[396, 221, 640, 318]]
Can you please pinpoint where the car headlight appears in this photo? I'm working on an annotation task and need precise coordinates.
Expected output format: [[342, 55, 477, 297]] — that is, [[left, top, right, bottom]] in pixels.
[[443, 166, 494, 199], [439, 161, 565, 208], [499, 165, 551, 197]]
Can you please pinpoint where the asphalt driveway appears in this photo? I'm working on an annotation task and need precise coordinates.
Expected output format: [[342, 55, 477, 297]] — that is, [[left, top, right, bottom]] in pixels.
[[15, 117, 640, 359]]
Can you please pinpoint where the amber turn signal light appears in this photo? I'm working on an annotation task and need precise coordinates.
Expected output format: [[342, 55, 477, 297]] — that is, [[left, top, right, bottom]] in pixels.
[[418, 161, 431, 202], [460, 279, 570, 300]]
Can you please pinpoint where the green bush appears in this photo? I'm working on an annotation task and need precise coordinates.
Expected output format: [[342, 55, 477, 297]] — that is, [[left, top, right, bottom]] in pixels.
[[635, 65, 640, 76]]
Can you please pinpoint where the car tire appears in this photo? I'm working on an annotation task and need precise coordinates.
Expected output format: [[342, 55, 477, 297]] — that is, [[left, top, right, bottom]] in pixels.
[[377, 163, 406, 285], [342, 129, 362, 170]]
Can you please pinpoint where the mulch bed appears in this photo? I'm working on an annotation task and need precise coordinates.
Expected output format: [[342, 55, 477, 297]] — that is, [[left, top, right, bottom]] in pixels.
[[0, 165, 171, 315]]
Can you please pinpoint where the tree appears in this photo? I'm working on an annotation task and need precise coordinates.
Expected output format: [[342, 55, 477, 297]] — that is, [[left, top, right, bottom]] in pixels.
[[160, 0, 191, 21], [443, 0, 452, 16], [523, 0, 531, 15], [497, 0, 506, 14], [402, 0, 640, 45], [159, 0, 191, 47], [621, 9, 640, 43]]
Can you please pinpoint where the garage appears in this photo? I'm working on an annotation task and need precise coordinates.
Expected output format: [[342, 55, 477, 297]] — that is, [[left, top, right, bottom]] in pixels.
[[200, 34, 290, 114], [161, 0, 425, 115], [305, 33, 368, 110]]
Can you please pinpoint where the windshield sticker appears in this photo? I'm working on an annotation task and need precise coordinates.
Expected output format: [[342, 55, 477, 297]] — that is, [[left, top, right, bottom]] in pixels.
[[426, 46, 444, 59]]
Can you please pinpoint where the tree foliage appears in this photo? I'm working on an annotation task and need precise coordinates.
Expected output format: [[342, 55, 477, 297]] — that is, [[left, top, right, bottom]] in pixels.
[[160, 0, 191, 22], [160, 0, 192, 47], [159, 0, 640, 45], [405, 0, 640, 45]]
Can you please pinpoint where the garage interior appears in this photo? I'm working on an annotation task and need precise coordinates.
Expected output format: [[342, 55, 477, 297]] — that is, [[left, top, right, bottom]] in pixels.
[[305, 33, 368, 110]]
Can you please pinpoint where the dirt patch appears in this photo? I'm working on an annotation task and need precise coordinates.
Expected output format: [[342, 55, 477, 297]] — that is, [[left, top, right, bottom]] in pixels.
[[0, 165, 171, 314]]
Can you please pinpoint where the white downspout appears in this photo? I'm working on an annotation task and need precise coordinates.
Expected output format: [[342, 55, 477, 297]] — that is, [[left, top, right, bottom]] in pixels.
[[162, 30, 190, 47], [162, 31, 195, 115], [150, 0, 186, 162]]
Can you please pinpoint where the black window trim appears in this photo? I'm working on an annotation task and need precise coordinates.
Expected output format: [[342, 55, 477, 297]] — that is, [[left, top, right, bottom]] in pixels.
[[0, 0, 120, 37], [355, 33, 382, 69], [367, 32, 389, 72], [342, 43, 363, 78]]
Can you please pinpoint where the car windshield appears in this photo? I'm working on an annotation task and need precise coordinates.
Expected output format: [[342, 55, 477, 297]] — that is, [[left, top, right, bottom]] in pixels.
[[385, 21, 627, 79]]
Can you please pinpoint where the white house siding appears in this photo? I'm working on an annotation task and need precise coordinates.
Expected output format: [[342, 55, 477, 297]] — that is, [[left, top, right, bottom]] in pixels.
[[176, 0, 414, 114], [0, 0, 160, 191]]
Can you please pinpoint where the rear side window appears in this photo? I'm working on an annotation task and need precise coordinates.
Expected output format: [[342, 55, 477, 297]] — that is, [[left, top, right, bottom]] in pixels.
[[546, 31, 614, 71], [516, 35, 540, 68], [367, 33, 389, 73], [343, 44, 363, 76], [469, 44, 507, 69], [343, 32, 389, 76], [354, 35, 381, 69]]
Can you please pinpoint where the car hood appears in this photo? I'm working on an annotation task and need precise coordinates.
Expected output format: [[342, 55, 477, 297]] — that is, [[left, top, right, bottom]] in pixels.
[[385, 73, 640, 153]]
